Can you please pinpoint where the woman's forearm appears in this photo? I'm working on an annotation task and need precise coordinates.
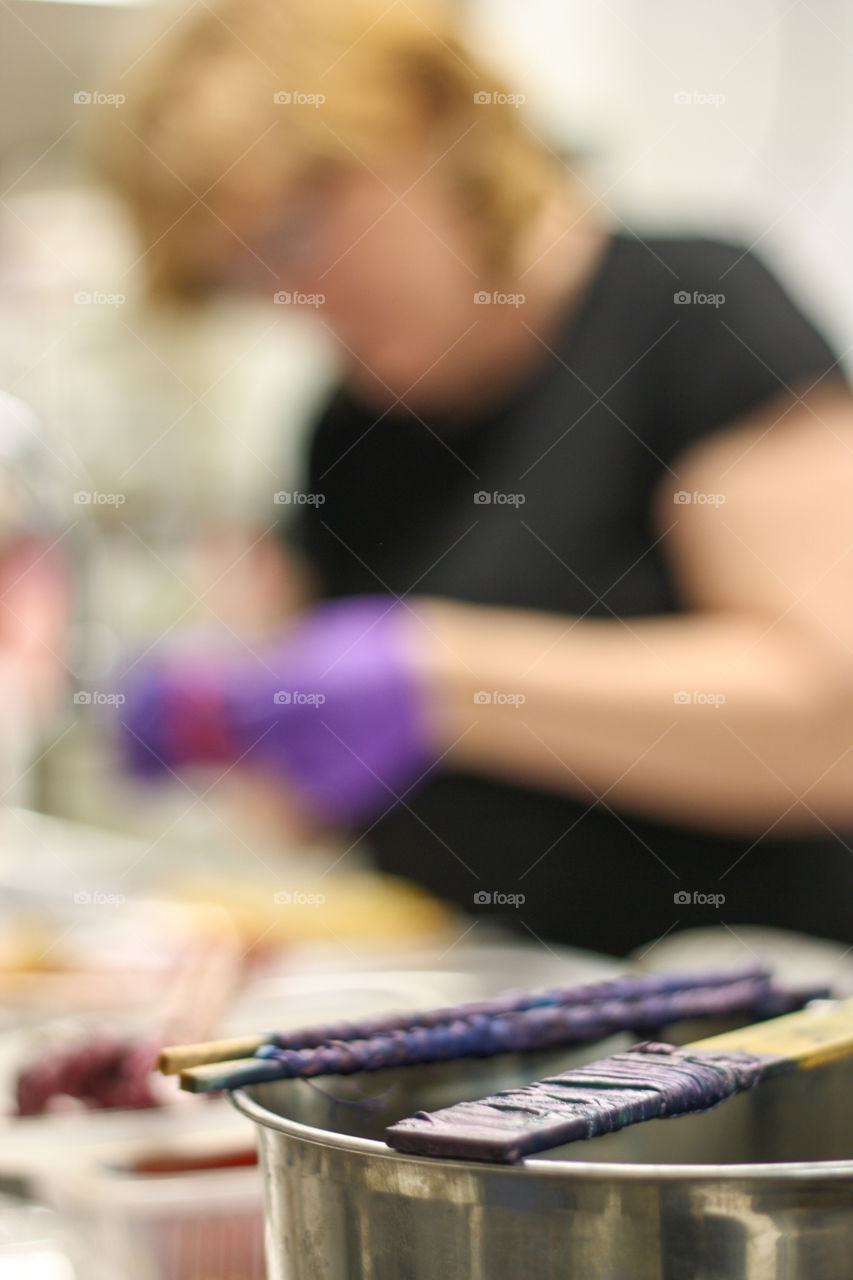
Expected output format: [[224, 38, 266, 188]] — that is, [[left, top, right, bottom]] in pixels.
[[411, 600, 853, 837]]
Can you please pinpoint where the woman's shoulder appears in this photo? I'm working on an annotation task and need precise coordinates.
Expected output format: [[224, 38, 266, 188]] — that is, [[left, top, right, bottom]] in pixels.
[[600, 230, 786, 310], [599, 229, 832, 368], [608, 229, 758, 272]]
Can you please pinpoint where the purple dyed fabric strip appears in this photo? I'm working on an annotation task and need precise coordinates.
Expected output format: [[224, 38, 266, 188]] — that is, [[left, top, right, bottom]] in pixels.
[[385, 1041, 794, 1163], [248, 977, 819, 1081]]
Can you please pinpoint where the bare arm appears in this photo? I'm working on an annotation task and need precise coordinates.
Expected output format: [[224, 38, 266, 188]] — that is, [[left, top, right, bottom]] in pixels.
[[411, 386, 853, 837]]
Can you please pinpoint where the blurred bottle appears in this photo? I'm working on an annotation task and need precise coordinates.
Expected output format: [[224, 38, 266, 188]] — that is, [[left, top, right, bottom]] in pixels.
[[0, 390, 72, 806]]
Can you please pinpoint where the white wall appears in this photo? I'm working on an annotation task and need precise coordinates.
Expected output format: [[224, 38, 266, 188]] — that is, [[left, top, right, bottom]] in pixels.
[[466, 0, 853, 354]]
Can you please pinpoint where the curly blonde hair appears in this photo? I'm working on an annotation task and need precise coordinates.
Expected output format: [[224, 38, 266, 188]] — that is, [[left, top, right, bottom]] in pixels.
[[98, 0, 567, 300]]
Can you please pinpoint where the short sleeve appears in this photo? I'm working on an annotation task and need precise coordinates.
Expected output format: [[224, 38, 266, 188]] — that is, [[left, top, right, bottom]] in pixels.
[[649, 240, 847, 464]]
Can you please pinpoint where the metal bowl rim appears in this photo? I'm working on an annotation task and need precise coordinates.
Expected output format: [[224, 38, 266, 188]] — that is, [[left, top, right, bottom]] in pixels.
[[230, 1087, 853, 1183]]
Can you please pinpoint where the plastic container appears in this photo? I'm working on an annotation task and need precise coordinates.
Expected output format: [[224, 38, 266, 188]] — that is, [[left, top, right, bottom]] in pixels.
[[43, 1150, 265, 1280]]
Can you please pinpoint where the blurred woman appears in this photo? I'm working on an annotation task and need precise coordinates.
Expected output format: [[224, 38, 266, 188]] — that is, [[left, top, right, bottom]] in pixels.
[[103, 0, 853, 955]]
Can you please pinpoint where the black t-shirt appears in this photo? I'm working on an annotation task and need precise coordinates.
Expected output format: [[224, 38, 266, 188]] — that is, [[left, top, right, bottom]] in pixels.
[[282, 233, 851, 956]]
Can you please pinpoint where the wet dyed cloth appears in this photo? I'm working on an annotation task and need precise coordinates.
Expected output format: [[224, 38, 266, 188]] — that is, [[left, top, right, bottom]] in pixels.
[[385, 1041, 792, 1163], [187, 970, 825, 1094]]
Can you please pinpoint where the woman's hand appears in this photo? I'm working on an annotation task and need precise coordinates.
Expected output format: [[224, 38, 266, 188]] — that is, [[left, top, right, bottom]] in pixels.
[[120, 596, 439, 826]]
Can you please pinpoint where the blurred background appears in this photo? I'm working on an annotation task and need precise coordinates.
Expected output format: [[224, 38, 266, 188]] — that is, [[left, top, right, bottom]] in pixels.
[[0, 0, 851, 838], [0, 1, 851, 1275]]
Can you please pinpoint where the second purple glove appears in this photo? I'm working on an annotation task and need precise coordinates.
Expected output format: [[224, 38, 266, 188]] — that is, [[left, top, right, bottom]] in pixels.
[[121, 596, 436, 825]]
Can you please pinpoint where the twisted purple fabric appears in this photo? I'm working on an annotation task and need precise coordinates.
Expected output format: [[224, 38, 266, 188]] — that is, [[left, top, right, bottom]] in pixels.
[[193, 974, 825, 1092], [386, 1041, 794, 1162], [120, 597, 433, 823]]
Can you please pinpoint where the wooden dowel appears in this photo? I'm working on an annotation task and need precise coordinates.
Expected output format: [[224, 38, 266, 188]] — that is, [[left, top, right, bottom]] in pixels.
[[158, 1035, 266, 1075], [180, 1056, 279, 1093]]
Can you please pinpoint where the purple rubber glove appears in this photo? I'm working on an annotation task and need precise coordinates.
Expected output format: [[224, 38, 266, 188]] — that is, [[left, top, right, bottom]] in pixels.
[[120, 597, 436, 825]]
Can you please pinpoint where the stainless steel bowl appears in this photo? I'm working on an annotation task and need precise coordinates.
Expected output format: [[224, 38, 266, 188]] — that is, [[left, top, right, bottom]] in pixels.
[[232, 1043, 853, 1279]]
